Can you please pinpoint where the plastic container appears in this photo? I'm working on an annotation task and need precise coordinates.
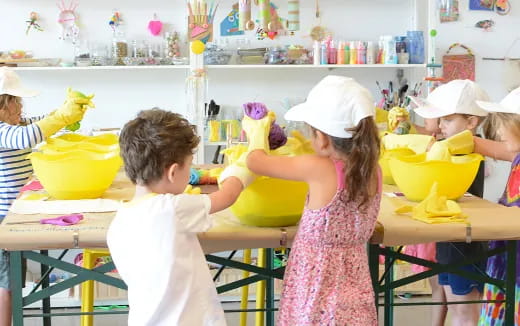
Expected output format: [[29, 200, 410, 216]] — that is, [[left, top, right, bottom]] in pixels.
[[320, 42, 328, 65], [379, 148, 415, 185], [389, 153, 483, 201], [357, 41, 366, 64], [313, 41, 321, 65], [366, 41, 375, 64], [29, 150, 122, 200], [344, 42, 350, 64], [266, 46, 288, 64], [395, 36, 407, 55], [337, 41, 345, 64], [328, 40, 337, 64], [406, 31, 425, 64], [383, 36, 397, 64], [349, 41, 357, 64], [40, 134, 119, 154]]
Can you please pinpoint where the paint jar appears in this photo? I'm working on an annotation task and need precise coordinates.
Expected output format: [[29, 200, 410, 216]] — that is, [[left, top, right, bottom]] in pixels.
[[406, 31, 425, 64]]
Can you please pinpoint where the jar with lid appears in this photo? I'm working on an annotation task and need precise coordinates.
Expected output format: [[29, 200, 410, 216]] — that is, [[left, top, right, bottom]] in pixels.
[[164, 32, 181, 58], [90, 43, 108, 66], [74, 40, 90, 67], [112, 29, 128, 65], [395, 36, 407, 55], [406, 31, 425, 64]]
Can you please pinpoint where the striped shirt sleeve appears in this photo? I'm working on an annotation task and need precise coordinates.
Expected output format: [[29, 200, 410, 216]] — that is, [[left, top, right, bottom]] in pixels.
[[0, 121, 44, 150], [21, 115, 46, 124]]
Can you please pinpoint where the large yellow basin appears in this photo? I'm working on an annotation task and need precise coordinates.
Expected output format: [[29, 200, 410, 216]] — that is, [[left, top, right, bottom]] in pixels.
[[231, 177, 308, 227], [389, 153, 483, 202], [29, 150, 122, 199], [379, 148, 416, 185], [41, 134, 119, 154]]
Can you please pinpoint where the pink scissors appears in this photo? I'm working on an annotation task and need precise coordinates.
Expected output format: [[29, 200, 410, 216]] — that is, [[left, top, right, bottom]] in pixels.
[[6, 214, 84, 226]]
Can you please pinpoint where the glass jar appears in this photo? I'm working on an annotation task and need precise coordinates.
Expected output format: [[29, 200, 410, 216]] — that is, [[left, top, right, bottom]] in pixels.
[[74, 40, 90, 67], [90, 43, 108, 66], [266, 46, 288, 64], [164, 32, 181, 58], [395, 36, 407, 55], [112, 30, 128, 65], [406, 31, 425, 64]]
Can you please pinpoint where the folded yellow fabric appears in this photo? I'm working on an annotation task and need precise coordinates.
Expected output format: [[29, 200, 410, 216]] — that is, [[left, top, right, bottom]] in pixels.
[[395, 183, 467, 224], [426, 141, 452, 161], [442, 130, 474, 155], [382, 134, 435, 154], [184, 185, 201, 195]]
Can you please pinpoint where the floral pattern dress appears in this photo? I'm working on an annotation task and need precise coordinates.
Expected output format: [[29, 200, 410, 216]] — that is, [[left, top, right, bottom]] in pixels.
[[277, 160, 382, 326]]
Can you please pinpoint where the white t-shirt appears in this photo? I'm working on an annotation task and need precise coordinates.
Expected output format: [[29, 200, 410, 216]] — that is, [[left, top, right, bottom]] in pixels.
[[107, 193, 227, 326]]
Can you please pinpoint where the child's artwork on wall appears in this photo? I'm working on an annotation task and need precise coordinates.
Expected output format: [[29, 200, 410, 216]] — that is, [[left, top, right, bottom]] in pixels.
[[220, 3, 244, 36], [469, 0, 494, 11]]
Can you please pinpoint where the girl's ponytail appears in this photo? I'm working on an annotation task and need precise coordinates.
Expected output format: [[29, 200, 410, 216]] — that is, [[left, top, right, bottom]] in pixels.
[[331, 117, 381, 208]]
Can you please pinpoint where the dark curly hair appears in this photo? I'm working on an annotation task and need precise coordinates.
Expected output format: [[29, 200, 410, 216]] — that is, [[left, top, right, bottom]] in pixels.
[[119, 108, 200, 185]]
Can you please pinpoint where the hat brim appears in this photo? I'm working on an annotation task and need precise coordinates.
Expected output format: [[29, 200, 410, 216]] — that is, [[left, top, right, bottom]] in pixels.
[[2, 87, 40, 98], [409, 96, 451, 119], [284, 101, 312, 122], [476, 100, 515, 114]]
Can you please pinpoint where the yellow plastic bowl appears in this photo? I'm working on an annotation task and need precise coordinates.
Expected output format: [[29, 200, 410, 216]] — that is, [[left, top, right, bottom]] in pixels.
[[29, 150, 122, 199], [379, 148, 416, 185], [42, 134, 119, 154], [389, 153, 483, 202], [231, 177, 308, 227]]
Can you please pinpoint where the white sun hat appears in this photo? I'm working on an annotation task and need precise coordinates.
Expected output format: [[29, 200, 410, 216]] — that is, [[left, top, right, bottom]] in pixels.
[[0, 67, 40, 98], [476, 86, 520, 115], [284, 75, 375, 138], [410, 79, 490, 119]]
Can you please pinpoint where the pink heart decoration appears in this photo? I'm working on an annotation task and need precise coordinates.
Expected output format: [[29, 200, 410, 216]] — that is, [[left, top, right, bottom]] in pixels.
[[267, 31, 277, 40], [148, 20, 163, 36]]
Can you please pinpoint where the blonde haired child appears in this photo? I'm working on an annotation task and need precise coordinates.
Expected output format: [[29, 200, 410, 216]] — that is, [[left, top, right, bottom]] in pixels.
[[473, 88, 520, 325], [245, 76, 381, 325], [0, 68, 87, 326]]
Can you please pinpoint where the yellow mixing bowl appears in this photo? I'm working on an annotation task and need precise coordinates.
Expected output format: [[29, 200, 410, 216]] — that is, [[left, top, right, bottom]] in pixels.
[[29, 150, 122, 199], [42, 134, 119, 154], [389, 153, 483, 202], [379, 148, 416, 185], [231, 177, 308, 227]]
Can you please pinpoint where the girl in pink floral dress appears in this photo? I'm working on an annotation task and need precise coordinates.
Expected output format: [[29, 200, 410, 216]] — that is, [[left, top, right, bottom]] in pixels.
[[246, 76, 382, 325]]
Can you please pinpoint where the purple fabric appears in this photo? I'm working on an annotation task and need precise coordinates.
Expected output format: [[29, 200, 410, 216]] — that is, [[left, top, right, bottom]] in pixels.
[[243, 102, 268, 120], [268, 123, 287, 150]]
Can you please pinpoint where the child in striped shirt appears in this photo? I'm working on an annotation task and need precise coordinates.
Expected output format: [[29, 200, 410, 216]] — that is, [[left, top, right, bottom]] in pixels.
[[0, 67, 87, 325]]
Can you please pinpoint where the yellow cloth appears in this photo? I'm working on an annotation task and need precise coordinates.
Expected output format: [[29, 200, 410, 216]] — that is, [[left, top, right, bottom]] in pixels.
[[395, 183, 467, 224], [382, 134, 434, 154], [440, 130, 474, 155], [426, 141, 452, 161], [184, 185, 201, 195]]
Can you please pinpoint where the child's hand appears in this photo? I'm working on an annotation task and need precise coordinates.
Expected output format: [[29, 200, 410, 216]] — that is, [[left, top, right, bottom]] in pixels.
[[242, 111, 276, 152], [36, 100, 88, 137], [218, 164, 256, 189]]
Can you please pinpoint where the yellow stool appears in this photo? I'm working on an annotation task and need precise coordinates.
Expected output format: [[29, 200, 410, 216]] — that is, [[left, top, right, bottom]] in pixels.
[[80, 248, 111, 326]]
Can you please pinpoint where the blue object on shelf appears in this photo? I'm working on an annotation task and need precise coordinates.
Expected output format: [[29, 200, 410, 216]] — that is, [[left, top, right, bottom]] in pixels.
[[406, 31, 425, 64]]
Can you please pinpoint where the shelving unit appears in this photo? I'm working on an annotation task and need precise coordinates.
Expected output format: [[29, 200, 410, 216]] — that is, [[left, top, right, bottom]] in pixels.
[[11, 63, 427, 71]]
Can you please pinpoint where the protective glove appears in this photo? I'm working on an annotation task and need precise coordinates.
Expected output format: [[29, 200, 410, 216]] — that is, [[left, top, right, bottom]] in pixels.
[[438, 130, 474, 155], [382, 133, 435, 154], [242, 111, 276, 152], [184, 185, 202, 195], [218, 163, 256, 189], [36, 100, 87, 138]]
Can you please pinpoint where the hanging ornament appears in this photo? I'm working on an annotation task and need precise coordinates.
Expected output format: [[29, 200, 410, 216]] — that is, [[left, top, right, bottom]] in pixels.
[[475, 19, 495, 31], [287, 0, 300, 33], [148, 13, 163, 36], [109, 11, 122, 31], [26, 12, 44, 35], [57, 1, 80, 43]]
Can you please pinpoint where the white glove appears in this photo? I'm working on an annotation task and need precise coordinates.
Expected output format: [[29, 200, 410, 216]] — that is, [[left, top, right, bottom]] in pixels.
[[218, 164, 256, 189]]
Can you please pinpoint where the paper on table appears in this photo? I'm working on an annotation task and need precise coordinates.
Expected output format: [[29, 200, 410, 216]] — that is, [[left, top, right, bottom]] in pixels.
[[9, 199, 121, 215]]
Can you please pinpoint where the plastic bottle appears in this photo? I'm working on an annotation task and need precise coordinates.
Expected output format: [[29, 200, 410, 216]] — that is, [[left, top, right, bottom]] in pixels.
[[384, 36, 397, 64], [357, 41, 366, 64], [313, 40, 320, 65], [366, 41, 375, 64], [349, 41, 357, 65], [344, 42, 350, 64], [337, 41, 345, 64], [328, 40, 337, 64], [377, 38, 385, 64], [320, 42, 328, 65]]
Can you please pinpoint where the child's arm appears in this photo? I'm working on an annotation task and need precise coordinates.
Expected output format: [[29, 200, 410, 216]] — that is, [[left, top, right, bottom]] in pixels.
[[474, 137, 518, 162], [247, 150, 320, 182], [208, 177, 243, 214], [0, 122, 44, 150]]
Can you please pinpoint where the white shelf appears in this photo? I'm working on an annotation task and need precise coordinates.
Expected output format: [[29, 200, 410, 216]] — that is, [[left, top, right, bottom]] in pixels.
[[207, 64, 427, 69], [206, 141, 228, 146], [12, 63, 426, 71], [12, 65, 189, 71]]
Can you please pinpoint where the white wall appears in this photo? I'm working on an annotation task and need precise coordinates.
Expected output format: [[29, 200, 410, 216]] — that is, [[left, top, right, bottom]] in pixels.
[[0, 0, 516, 199]]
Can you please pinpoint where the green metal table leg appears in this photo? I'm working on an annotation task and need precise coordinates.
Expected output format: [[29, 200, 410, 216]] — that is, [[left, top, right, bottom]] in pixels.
[[40, 250, 51, 326], [505, 240, 517, 326], [368, 244, 380, 313], [9, 251, 24, 326], [266, 248, 275, 326], [384, 247, 394, 326]]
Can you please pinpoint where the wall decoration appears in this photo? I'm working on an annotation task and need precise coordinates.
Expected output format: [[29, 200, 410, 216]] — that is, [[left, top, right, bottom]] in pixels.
[[57, 0, 80, 43], [469, 0, 494, 10], [26, 12, 43, 35], [220, 3, 244, 36], [188, 0, 218, 44]]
